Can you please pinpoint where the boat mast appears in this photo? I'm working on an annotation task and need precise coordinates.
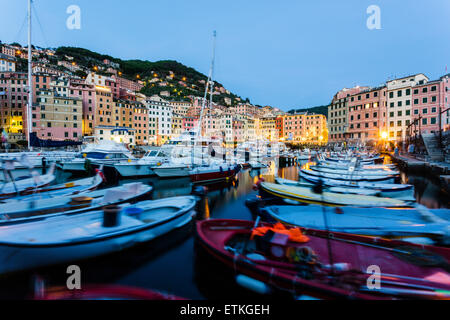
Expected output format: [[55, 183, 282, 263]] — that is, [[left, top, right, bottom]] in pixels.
[[193, 31, 216, 165], [27, 0, 33, 150]]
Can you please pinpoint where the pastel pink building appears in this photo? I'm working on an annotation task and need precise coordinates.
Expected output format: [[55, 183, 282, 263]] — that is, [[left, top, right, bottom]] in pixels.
[[328, 86, 369, 142], [69, 79, 96, 136], [411, 75, 450, 135], [347, 86, 387, 143], [105, 78, 120, 99], [182, 116, 198, 132]]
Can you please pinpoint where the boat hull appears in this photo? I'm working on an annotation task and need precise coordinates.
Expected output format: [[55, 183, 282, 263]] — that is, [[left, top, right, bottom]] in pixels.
[[0, 198, 195, 275], [153, 166, 191, 178], [109, 163, 155, 178], [190, 166, 237, 184]]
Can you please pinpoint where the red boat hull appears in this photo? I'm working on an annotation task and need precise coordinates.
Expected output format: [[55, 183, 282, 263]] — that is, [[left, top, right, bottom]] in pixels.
[[196, 219, 450, 300], [190, 167, 237, 184], [35, 285, 185, 300]]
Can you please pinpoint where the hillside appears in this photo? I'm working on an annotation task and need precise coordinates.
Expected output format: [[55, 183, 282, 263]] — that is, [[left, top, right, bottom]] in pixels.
[[54, 47, 245, 105], [287, 105, 328, 117]]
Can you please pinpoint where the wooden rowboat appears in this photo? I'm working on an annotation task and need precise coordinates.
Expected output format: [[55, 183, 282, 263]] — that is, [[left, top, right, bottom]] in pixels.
[[196, 219, 450, 299]]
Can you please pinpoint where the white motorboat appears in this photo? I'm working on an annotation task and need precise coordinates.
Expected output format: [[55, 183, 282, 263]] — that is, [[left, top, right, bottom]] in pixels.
[[108, 149, 170, 178], [0, 169, 105, 203], [258, 204, 450, 245], [59, 141, 134, 172], [299, 170, 414, 200], [309, 165, 400, 177], [259, 181, 411, 207], [0, 182, 152, 224], [300, 168, 396, 183], [0, 196, 196, 275], [0, 163, 56, 200], [275, 177, 379, 197]]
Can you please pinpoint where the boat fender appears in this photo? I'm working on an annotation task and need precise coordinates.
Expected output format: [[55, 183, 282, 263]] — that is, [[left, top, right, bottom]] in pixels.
[[235, 274, 271, 295], [95, 169, 107, 182]]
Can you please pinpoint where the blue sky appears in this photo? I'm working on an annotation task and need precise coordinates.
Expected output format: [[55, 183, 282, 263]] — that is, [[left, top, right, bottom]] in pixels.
[[1, 0, 449, 111]]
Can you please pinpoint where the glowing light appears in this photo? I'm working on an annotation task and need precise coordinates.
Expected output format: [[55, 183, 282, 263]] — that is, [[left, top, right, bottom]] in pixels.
[[381, 131, 388, 139]]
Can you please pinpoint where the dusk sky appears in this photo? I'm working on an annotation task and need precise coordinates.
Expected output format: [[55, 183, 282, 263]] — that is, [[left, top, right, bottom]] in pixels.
[[1, 0, 449, 111]]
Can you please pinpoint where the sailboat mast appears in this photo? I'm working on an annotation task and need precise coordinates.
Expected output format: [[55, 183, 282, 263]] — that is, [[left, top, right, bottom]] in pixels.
[[193, 31, 216, 165], [27, 0, 33, 150], [197, 31, 216, 141]]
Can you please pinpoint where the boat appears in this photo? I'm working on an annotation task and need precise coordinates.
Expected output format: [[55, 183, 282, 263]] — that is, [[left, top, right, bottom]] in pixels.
[[275, 177, 379, 197], [256, 204, 450, 246], [309, 165, 399, 177], [0, 152, 76, 180], [58, 141, 134, 172], [0, 163, 56, 200], [35, 284, 185, 300], [107, 149, 170, 178], [0, 169, 105, 203], [249, 161, 267, 169], [153, 163, 192, 178], [196, 219, 450, 299], [316, 159, 396, 171], [299, 170, 414, 200], [0, 196, 196, 275], [190, 164, 239, 184], [0, 182, 152, 224], [258, 181, 411, 207], [300, 168, 396, 183]]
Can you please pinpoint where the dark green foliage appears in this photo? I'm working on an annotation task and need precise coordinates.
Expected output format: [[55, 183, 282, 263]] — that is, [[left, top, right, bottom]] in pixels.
[[288, 105, 328, 117], [53, 46, 244, 105]]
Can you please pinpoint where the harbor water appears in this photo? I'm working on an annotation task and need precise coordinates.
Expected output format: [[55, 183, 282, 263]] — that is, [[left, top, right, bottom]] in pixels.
[[0, 158, 448, 299]]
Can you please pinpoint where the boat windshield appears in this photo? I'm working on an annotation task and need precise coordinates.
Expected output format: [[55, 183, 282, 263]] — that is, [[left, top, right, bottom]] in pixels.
[[83, 152, 128, 159]]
